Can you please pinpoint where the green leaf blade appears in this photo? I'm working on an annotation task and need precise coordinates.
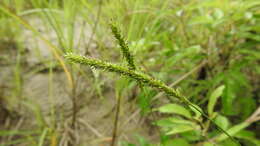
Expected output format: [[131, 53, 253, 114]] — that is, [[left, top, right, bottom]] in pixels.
[[157, 104, 192, 119], [208, 85, 225, 115]]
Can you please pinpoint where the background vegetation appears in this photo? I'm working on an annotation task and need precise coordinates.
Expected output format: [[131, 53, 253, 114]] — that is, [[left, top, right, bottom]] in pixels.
[[0, 0, 259, 146]]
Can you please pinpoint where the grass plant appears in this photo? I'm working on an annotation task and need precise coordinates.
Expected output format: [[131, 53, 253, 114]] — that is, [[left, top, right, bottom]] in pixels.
[[0, 0, 259, 146]]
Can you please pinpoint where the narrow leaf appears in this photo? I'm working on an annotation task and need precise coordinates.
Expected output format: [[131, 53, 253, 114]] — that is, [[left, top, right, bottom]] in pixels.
[[208, 85, 225, 115], [157, 104, 192, 119], [166, 124, 195, 135], [215, 122, 250, 142]]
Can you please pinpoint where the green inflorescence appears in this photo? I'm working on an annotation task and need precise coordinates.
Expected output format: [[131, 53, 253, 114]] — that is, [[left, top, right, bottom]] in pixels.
[[64, 53, 188, 103], [110, 23, 136, 70]]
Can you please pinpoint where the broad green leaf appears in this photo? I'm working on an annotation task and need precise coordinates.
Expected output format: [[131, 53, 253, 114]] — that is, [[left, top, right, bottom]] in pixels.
[[155, 118, 198, 136], [222, 69, 249, 115], [215, 122, 250, 142], [168, 117, 195, 125], [166, 124, 195, 135], [222, 77, 238, 115], [220, 139, 239, 146], [214, 114, 230, 130], [236, 130, 255, 137], [189, 104, 202, 120], [157, 104, 192, 119], [155, 118, 176, 128], [155, 118, 199, 137], [239, 97, 256, 120], [181, 130, 202, 142], [155, 117, 196, 128], [208, 85, 225, 115], [235, 130, 260, 146], [164, 138, 190, 146]]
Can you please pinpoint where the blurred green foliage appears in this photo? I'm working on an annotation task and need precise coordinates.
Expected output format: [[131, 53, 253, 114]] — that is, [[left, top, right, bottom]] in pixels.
[[0, 0, 259, 145]]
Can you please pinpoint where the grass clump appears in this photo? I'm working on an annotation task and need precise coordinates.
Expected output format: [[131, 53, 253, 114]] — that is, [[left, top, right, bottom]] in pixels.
[[65, 24, 239, 145]]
